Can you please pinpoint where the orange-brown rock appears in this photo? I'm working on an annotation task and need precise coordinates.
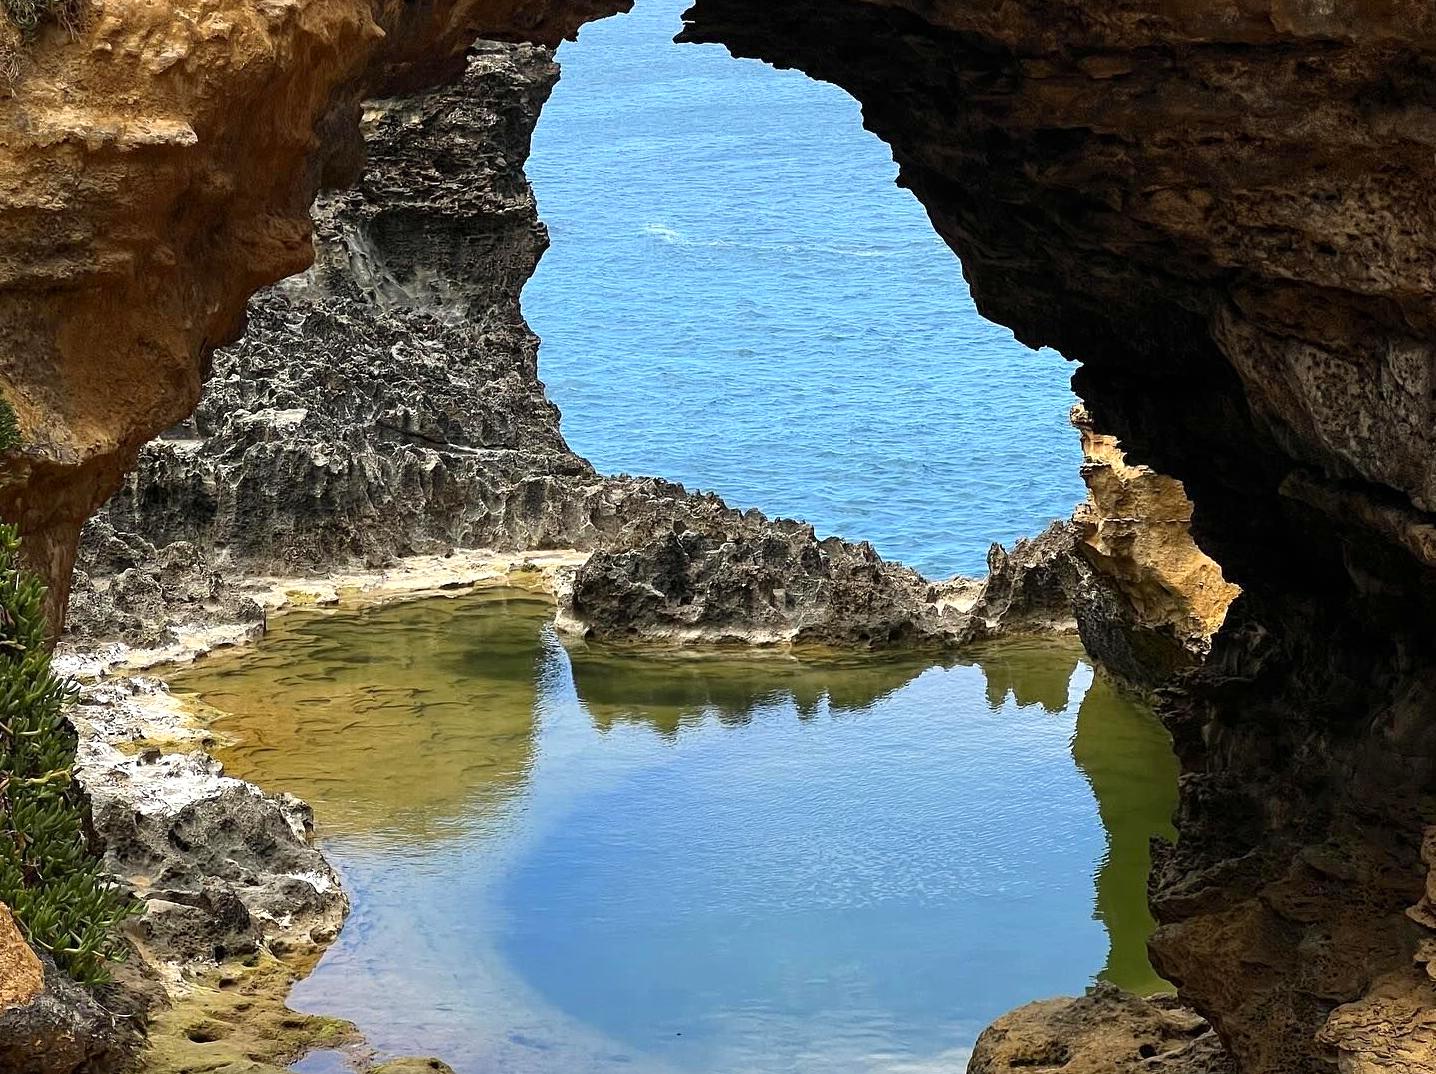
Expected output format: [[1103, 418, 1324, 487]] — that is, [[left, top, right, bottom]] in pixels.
[[969, 984, 1234, 1074], [0, 904, 43, 1010], [1069, 403, 1238, 688], [0, 0, 630, 624], [5, 0, 1436, 1072]]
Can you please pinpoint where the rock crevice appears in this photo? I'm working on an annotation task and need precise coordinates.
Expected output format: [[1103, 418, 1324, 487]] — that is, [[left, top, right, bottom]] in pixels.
[[5, 0, 1435, 1070]]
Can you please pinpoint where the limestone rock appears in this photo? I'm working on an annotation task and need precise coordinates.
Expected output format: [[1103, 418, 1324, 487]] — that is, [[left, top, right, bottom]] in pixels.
[[67, 42, 1094, 657], [71, 680, 347, 966], [557, 522, 974, 648], [0, 904, 43, 1009], [0, 955, 139, 1074], [969, 983, 1234, 1074], [1069, 405, 1239, 689], [12, 0, 1436, 1066]]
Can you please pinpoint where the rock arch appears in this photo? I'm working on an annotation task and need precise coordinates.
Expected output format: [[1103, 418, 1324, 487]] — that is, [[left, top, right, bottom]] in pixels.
[[3, 1, 1435, 1069]]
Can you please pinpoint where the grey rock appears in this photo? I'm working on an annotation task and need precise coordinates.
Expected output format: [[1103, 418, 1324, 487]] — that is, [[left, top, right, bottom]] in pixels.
[[0, 957, 146, 1074], [66, 42, 1093, 656], [72, 682, 346, 966]]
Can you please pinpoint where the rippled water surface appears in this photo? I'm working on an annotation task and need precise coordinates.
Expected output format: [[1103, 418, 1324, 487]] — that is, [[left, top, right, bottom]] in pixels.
[[525, 0, 1083, 579], [171, 592, 1177, 1074], [168, 4, 1177, 1069]]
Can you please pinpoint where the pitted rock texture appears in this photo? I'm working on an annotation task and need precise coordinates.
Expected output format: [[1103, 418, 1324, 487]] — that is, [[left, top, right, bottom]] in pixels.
[[0, 919, 150, 1074], [8, 0, 1435, 1069], [77, 43, 585, 601], [1069, 404, 1239, 691], [557, 523, 976, 647], [969, 983, 1234, 1074], [0, 0, 632, 623], [71, 678, 347, 967], [68, 41, 1091, 656]]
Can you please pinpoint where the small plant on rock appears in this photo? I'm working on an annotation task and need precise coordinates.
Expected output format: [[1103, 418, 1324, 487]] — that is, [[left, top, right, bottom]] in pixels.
[[2, 0, 81, 37], [0, 397, 20, 455], [0, 522, 134, 985], [1, 0, 84, 86]]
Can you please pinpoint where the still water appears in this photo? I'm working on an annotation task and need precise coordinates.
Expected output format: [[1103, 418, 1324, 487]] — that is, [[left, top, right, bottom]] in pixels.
[[170, 590, 1177, 1074]]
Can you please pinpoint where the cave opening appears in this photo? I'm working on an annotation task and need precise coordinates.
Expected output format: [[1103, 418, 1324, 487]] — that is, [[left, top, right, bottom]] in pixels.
[[2, 0, 1431, 1068], [48, 2, 1193, 1072], [140, 6, 1186, 1072], [523, 0, 1083, 579]]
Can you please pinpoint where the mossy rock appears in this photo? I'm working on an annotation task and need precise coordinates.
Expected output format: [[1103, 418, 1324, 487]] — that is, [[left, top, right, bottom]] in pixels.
[[142, 951, 359, 1074]]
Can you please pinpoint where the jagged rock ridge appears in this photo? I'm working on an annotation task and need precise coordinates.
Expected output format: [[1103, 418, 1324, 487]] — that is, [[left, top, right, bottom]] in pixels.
[[7, 0, 1430, 1069], [68, 42, 1090, 657]]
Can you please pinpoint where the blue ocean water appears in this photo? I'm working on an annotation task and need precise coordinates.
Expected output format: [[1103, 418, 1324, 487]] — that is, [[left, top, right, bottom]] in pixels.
[[525, 0, 1084, 579]]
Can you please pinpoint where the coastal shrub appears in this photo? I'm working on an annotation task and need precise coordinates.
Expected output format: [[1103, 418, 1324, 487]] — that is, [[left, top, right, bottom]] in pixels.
[[2, 0, 81, 37], [0, 397, 19, 455], [0, 522, 134, 985], [1, 0, 84, 85]]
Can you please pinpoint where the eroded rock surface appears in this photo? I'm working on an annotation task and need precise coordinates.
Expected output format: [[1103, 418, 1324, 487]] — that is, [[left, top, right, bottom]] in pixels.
[[0, 901, 146, 1074], [71, 678, 347, 967], [674, 4, 1436, 1070], [0, 0, 632, 623], [1068, 404, 1239, 691], [9, 0, 1433, 1068], [68, 41, 1085, 657], [969, 983, 1234, 1074]]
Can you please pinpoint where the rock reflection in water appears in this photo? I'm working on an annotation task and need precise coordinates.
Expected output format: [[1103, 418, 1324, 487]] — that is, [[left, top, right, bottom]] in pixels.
[[170, 592, 1176, 1074], [173, 590, 552, 843], [565, 642, 936, 735]]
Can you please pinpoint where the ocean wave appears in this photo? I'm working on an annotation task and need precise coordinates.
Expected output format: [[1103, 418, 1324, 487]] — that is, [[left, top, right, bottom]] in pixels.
[[641, 222, 893, 259]]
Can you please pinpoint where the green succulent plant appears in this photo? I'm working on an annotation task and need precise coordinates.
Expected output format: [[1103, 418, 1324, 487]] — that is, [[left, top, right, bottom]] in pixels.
[[0, 522, 134, 985]]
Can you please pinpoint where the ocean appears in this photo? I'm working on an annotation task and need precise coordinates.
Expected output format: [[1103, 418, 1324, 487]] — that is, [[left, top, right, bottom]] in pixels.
[[524, 0, 1084, 580]]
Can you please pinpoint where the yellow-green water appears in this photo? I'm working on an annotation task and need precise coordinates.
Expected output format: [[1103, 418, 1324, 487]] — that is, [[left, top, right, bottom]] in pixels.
[[170, 589, 1177, 1074]]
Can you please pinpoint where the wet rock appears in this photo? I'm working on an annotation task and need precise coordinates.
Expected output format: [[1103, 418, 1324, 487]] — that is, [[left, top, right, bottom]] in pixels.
[[969, 983, 1234, 1074], [138, 951, 360, 1074], [372, 1061, 457, 1074], [71, 681, 346, 967]]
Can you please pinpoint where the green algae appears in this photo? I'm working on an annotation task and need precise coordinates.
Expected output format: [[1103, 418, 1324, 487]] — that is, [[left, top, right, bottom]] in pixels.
[[141, 951, 359, 1074], [165, 589, 1182, 1068], [171, 589, 550, 843], [1071, 673, 1180, 994]]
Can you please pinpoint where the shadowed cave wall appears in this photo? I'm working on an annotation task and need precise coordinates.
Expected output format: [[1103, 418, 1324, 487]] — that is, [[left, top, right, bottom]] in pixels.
[[672, 3, 1436, 1070], [2, 0, 1436, 1070]]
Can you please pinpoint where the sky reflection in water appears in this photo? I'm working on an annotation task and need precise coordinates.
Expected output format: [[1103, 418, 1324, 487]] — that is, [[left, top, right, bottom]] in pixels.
[[173, 591, 1177, 1074]]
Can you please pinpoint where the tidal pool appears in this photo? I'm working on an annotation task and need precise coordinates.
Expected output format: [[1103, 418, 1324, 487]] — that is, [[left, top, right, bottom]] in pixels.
[[170, 589, 1177, 1074]]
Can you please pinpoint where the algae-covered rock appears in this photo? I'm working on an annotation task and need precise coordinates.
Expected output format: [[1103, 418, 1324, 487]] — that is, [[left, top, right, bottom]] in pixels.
[[372, 1061, 457, 1074], [141, 951, 359, 1074]]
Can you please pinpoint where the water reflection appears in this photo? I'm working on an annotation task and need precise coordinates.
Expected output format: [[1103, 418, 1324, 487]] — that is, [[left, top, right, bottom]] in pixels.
[[168, 591, 1177, 1073], [964, 642, 1083, 715], [1072, 675, 1178, 994], [179, 591, 553, 843], [566, 643, 937, 734]]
